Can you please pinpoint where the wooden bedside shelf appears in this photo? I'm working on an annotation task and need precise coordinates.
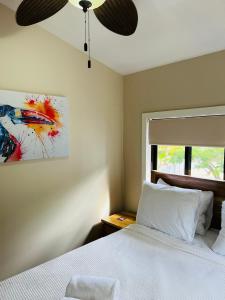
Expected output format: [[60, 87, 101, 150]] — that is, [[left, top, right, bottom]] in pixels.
[[101, 212, 136, 236]]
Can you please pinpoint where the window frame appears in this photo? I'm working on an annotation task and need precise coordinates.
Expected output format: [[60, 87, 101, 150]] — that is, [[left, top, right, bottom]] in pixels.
[[142, 106, 225, 184]]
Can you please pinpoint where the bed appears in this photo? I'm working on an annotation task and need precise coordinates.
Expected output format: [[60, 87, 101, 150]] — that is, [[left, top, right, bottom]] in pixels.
[[1, 171, 225, 300]]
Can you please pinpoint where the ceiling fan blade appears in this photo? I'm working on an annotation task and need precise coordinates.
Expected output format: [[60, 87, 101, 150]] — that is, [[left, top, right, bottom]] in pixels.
[[16, 0, 68, 26], [94, 0, 138, 36]]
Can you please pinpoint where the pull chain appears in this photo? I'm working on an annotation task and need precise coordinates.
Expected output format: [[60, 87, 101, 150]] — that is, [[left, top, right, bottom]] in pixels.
[[84, 12, 88, 52], [87, 9, 91, 68], [80, 0, 92, 68]]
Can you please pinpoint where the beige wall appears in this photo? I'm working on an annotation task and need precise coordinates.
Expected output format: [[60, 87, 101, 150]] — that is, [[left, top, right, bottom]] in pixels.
[[2, 1, 225, 283], [0, 4, 123, 280], [124, 51, 225, 212]]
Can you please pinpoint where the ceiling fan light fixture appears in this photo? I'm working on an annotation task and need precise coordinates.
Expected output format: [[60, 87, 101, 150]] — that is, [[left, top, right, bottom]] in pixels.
[[16, 0, 138, 69], [69, 0, 106, 10]]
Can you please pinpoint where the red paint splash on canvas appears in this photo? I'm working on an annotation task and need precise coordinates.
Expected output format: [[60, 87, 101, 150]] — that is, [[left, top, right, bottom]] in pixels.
[[7, 135, 22, 161], [48, 130, 59, 137], [25, 97, 62, 137]]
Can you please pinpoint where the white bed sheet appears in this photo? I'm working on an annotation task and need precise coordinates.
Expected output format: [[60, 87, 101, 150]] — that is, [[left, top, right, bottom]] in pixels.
[[0, 225, 225, 300], [195, 228, 219, 248]]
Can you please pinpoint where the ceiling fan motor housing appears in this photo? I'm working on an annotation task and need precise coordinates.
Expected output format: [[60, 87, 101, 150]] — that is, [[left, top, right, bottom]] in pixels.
[[79, 0, 92, 12]]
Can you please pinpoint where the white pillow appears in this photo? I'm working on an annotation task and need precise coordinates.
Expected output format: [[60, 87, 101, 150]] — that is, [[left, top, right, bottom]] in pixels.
[[136, 182, 201, 242], [157, 178, 213, 235], [212, 202, 225, 255]]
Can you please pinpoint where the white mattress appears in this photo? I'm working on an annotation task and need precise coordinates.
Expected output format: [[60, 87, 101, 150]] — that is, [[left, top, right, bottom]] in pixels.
[[0, 225, 225, 300]]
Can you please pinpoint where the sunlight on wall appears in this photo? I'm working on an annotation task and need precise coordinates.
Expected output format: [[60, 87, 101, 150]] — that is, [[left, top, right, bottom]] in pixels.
[[100, 193, 110, 217], [5, 168, 111, 270]]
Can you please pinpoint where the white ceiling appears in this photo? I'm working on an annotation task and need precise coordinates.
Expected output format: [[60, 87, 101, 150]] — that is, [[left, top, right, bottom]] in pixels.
[[1, 0, 225, 75]]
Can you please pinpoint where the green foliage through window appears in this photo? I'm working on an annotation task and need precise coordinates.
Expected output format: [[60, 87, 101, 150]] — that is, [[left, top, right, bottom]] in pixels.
[[192, 147, 224, 180], [156, 145, 224, 180], [158, 145, 185, 175]]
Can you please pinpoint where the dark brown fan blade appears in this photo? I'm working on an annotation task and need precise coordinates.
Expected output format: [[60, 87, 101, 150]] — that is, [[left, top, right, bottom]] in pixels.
[[94, 0, 138, 36], [16, 0, 68, 26]]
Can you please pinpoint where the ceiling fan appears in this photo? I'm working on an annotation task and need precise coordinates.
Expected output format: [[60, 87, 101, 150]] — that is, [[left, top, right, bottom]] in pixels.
[[16, 0, 138, 68]]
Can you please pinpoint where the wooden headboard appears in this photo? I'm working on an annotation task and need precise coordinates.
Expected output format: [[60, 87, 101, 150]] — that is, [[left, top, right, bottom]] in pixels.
[[151, 170, 225, 230]]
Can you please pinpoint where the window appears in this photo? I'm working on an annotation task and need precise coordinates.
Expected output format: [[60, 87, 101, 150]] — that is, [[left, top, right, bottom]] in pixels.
[[143, 106, 225, 183], [157, 145, 185, 175], [192, 147, 224, 180], [151, 145, 225, 181]]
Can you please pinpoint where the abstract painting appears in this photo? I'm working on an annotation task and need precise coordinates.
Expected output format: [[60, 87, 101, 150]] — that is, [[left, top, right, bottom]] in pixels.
[[0, 90, 69, 164]]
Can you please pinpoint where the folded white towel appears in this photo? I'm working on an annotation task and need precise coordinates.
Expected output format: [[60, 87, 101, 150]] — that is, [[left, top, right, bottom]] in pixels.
[[65, 275, 120, 300]]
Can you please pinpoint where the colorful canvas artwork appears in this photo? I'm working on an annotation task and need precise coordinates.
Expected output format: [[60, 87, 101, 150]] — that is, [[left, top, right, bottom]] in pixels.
[[0, 90, 69, 164]]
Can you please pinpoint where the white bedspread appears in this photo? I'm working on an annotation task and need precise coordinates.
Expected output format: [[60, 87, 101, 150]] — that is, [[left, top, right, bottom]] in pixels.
[[0, 224, 225, 300]]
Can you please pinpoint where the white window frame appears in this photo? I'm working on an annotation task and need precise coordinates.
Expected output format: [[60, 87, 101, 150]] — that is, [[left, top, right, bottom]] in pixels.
[[142, 105, 225, 184]]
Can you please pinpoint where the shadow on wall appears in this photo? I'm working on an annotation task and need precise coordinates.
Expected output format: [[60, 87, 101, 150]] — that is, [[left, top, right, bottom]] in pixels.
[[0, 4, 24, 38], [0, 160, 111, 280]]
